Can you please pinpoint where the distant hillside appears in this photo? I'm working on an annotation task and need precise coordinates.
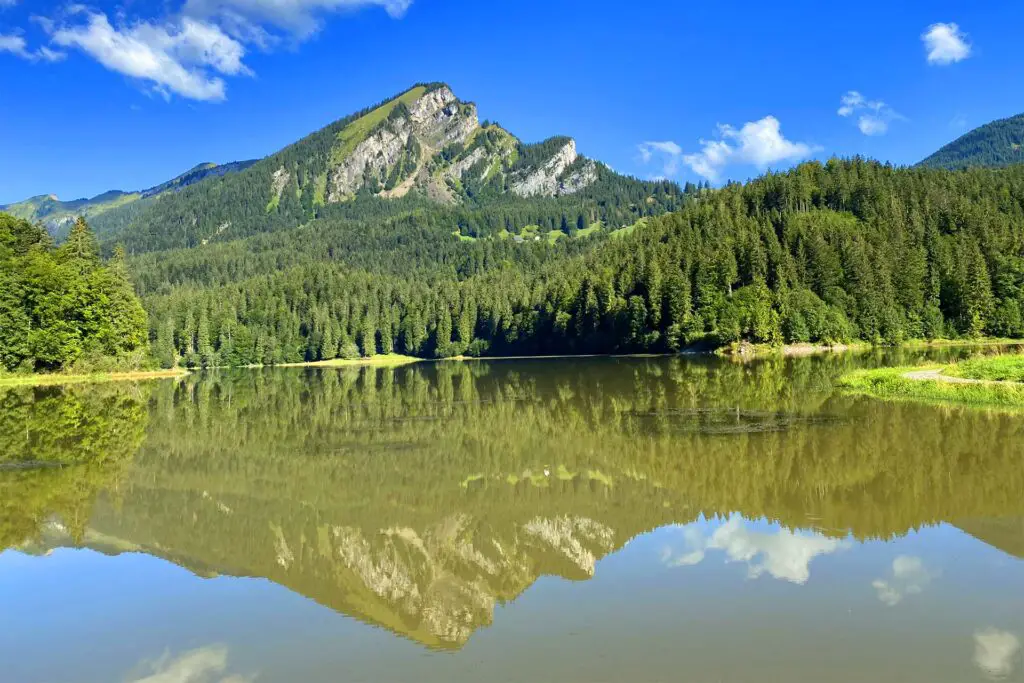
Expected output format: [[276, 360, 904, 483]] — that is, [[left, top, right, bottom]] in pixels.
[[919, 113, 1024, 169], [140, 160, 257, 198], [1, 159, 256, 240]]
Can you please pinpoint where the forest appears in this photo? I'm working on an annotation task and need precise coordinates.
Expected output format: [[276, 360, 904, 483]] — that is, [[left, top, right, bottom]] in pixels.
[[6, 154, 1024, 371], [132, 158, 1024, 368]]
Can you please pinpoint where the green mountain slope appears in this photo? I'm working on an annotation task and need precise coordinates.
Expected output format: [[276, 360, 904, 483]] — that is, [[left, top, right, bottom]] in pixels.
[[106, 83, 681, 253], [1, 159, 256, 240], [918, 113, 1024, 169]]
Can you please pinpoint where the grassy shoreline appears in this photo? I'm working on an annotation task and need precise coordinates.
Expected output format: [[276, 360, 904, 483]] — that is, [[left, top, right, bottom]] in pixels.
[[718, 338, 1024, 358], [839, 363, 1024, 410], [0, 368, 190, 388], [8, 340, 1024, 387], [274, 354, 422, 368]]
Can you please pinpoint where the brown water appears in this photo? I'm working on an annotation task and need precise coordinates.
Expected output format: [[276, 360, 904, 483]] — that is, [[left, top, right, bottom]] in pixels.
[[1, 351, 1023, 682]]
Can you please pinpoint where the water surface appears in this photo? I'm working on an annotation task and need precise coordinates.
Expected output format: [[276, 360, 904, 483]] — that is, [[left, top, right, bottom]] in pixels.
[[2, 352, 1023, 682]]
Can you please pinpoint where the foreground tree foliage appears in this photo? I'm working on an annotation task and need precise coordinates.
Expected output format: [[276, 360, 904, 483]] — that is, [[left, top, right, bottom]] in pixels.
[[131, 158, 1024, 367], [0, 214, 148, 372]]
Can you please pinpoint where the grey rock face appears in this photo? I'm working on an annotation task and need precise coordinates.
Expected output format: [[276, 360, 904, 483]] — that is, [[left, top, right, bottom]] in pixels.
[[559, 160, 599, 195], [445, 146, 487, 182], [325, 86, 479, 202], [509, 140, 597, 198], [270, 167, 290, 203]]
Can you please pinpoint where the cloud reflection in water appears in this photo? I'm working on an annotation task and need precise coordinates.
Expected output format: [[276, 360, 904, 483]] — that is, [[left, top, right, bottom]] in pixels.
[[661, 516, 847, 584]]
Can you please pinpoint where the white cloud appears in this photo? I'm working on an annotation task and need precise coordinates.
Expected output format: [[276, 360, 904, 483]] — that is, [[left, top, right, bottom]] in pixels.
[[677, 116, 816, 182], [0, 32, 65, 61], [857, 115, 888, 136], [871, 555, 937, 606], [128, 645, 255, 683], [974, 629, 1020, 679], [21, 0, 411, 99], [0, 32, 27, 54], [638, 140, 683, 177], [660, 525, 707, 567], [51, 12, 250, 101], [837, 90, 903, 137], [923, 22, 971, 65], [183, 0, 413, 40], [0, 0, 18, 7], [661, 517, 847, 585]]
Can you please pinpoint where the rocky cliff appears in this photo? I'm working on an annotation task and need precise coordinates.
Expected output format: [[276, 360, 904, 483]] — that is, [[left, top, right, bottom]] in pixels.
[[304, 84, 597, 206]]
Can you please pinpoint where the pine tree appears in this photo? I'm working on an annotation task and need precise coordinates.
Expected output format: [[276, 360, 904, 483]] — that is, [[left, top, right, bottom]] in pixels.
[[435, 305, 453, 358], [156, 318, 177, 369]]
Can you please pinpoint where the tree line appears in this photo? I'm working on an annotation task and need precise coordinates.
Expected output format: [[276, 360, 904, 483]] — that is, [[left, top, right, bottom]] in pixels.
[[137, 158, 1024, 367]]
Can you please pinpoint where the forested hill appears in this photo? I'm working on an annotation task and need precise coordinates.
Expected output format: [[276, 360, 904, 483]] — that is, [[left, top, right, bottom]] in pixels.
[[918, 112, 1024, 169], [134, 158, 1024, 368], [0, 160, 256, 241], [101, 82, 683, 253]]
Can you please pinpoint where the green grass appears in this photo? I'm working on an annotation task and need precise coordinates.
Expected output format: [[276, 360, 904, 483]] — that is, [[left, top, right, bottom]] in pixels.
[[312, 173, 328, 207], [945, 354, 1024, 382], [838, 366, 1024, 410], [575, 222, 603, 238], [609, 218, 646, 240], [278, 354, 421, 369], [330, 86, 427, 166], [900, 337, 1024, 349], [0, 369, 189, 387]]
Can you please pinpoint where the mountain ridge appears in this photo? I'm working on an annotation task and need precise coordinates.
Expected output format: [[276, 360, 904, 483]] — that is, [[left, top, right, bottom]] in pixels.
[[1, 158, 257, 239]]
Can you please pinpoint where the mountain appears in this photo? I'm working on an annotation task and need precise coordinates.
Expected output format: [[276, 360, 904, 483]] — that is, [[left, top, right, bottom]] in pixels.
[[104, 82, 681, 252], [0, 159, 256, 240], [918, 112, 1024, 169]]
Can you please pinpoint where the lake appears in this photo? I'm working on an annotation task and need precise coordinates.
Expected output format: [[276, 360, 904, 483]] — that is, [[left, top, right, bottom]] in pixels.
[[2, 351, 1023, 682]]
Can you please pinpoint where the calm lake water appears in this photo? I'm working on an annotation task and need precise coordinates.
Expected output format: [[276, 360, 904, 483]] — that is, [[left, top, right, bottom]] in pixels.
[[2, 351, 1023, 682]]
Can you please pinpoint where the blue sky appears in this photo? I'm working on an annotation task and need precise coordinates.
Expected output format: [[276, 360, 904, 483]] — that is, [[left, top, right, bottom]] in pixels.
[[0, 0, 1020, 203]]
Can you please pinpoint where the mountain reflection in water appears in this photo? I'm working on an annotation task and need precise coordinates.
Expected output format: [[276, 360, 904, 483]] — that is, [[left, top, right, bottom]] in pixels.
[[1, 354, 1023, 682]]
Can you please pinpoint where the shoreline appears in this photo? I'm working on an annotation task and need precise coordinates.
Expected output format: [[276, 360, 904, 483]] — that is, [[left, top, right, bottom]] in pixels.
[[717, 338, 1024, 358], [0, 368, 191, 388], [6, 339, 1023, 386], [260, 354, 422, 369]]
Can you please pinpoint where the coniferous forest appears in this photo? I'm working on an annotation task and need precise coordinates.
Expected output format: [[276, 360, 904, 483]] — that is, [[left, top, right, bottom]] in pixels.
[[5, 83, 1024, 371], [117, 158, 1023, 368], [6, 157, 1024, 370]]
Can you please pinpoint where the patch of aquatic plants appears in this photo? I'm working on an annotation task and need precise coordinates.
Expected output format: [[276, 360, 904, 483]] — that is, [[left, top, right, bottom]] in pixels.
[[622, 408, 843, 435]]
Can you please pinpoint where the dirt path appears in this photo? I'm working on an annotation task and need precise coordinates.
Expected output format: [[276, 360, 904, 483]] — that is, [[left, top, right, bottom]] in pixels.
[[903, 369, 979, 384], [902, 369, 1013, 385]]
